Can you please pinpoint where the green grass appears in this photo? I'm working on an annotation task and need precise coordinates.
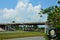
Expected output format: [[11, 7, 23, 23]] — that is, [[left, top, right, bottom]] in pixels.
[[0, 31, 45, 40]]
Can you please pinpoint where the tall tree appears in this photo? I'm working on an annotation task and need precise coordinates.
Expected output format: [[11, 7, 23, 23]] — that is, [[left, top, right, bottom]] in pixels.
[[58, 0, 60, 3], [39, 6, 60, 40]]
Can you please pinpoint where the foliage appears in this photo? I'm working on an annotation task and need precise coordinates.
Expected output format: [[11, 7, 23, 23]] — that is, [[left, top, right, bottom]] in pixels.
[[12, 21, 15, 23], [58, 0, 60, 3], [33, 25, 38, 30], [44, 6, 60, 27], [39, 6, 60, 40]]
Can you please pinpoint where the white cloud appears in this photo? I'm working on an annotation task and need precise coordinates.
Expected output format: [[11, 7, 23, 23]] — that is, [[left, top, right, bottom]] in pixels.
[[0, 0, 42, 23], [3, 8, 15, 18]]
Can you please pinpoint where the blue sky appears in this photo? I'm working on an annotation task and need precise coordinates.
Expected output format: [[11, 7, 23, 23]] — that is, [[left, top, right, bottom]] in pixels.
[[29, 0, 58, 9], [0, 0, 58, 23], [0, 0, 58, 9]]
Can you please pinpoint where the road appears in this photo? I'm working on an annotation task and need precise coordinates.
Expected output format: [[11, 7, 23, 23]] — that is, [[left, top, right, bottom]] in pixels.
[[5, 36, 45, 40]]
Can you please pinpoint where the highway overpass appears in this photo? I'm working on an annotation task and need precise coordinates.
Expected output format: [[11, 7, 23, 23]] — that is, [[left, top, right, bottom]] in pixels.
[[0, 22, 47, 25], [0, 22, 47, 33]]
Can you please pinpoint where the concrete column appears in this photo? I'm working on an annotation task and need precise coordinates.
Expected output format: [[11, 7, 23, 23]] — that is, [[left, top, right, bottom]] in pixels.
[[5, 25, 7, 31], [21, 25, 23, 30], [8, 25, 10, 31], [45, 26, 46, 33], [23, 25, 25, 31], [8, 25, 9, 31], [45, 22, 47, 33]]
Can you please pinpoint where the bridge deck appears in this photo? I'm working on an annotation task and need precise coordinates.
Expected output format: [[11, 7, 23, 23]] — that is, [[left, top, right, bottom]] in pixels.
[[0, 22, 46, 25]]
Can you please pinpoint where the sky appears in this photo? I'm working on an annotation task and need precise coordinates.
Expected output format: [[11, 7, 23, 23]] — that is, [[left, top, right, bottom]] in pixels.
[[0, 0, 58, 23]]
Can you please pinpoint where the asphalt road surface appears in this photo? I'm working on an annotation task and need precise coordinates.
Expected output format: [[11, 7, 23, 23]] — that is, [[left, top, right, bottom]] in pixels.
[[6, 36, 45, 40]]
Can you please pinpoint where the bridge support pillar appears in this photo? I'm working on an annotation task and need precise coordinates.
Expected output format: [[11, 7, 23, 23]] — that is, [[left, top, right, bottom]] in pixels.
[[45, 22, 47, 33], [5, 25, 7, 31]]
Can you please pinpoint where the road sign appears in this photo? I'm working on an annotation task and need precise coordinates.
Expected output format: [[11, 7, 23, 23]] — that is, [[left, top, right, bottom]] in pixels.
[[48, 28, 58, 39]]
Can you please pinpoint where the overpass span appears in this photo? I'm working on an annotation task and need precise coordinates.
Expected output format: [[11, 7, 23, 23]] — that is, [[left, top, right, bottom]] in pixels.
[[0, 22, 47, 25], [0, 22, 47, 32]]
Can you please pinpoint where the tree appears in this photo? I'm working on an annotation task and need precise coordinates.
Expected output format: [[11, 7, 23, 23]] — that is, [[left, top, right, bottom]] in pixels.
[[12, 21, 20, 30], [12, 21, 15, 23], [58, 0, 60, 3], [33, 25, 38, 30], [39, 6, 60, 40]]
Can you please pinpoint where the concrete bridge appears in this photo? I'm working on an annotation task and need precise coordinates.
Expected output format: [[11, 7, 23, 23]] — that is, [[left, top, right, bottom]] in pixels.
[[0, 22, 47, 25], [0, 22, 47, 33]]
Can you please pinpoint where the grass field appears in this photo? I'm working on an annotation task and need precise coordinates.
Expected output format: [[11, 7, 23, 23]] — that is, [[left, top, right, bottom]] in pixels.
[[0, 31, 45, 40]]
